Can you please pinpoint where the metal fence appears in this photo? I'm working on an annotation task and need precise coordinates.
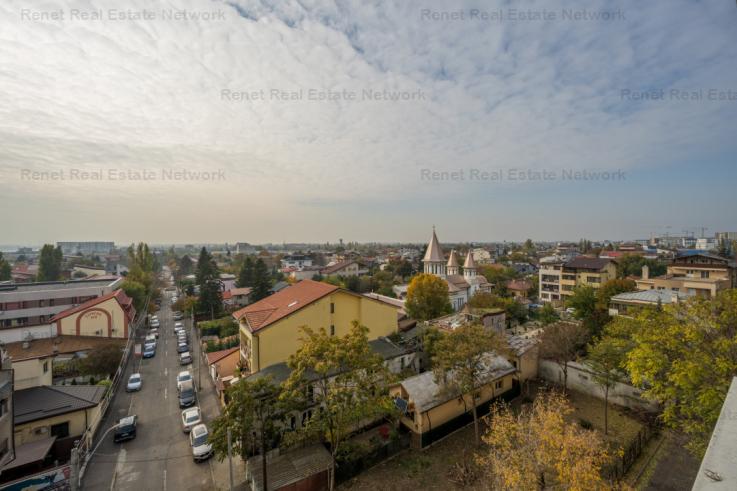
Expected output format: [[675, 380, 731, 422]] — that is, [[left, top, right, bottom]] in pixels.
[[602, 423, 658, 481]]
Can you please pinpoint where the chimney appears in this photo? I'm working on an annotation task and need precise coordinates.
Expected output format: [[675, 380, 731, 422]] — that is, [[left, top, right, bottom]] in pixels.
[[642, 265, 649, 280]]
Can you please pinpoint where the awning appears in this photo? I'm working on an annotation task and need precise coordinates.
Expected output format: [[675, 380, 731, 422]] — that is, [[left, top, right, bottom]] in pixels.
[[1, 436, 57, 471]]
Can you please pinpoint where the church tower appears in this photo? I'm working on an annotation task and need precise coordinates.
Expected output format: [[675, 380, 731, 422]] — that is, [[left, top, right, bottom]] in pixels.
[[463, 250, 477, 279], [446, 250, 460, 276], [423, 227, 446, 278]]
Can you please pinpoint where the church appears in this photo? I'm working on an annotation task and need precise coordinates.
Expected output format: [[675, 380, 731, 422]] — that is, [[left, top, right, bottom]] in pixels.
[[422, 227, 491, 310]]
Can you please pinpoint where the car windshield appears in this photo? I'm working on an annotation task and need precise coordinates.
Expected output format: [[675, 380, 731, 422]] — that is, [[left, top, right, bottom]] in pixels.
[[186, 412, 199, 423], [178, 374, 191, 382], [181, 388, 194, 397], [130, 376, 140, 383], [192, 432, 208, 446]]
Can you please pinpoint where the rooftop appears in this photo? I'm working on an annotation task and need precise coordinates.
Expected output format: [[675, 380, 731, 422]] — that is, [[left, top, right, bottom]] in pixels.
[[14, 385, 106, 424], [0, 277, 121, 294], [564, 256, 615, 271], [611, 290, 692, 304], [6, 335, 126, 362], [248, 444, 333, 491]]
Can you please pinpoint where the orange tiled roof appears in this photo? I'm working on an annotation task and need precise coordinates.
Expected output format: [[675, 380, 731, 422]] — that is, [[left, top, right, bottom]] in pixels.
[[232, 279, 338, 332], [206, 346, 239, 365], [51, 289, 135, 323]]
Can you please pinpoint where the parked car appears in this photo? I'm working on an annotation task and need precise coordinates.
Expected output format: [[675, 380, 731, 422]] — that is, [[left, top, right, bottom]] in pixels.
[[173, 312, 184, 320], [179, 352, 192, 365], [174, 321, 184, 328], [150, 328, 159, 339], [181, 407, 202, 433], [114, 415, 137, 443], [177, 370, 192, 392], [126, 373, 142, 392], [177, 342, 189, 353], [189, 424, 213, 462], [150, 320, 160, 328], [143, 345, 156, 358], [179, 380, 196, 408]]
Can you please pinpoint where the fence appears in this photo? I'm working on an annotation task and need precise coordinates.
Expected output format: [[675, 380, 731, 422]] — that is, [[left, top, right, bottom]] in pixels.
[[602, 423, 659, 481]]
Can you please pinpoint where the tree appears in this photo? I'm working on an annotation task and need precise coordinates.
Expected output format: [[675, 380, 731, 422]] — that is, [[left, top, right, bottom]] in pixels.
[[178, 254, 194, 278], [0, 252, 11, 281], [405, 273, 452, 321], [538, 321, 590, 392], [468, 293, 528, 326], [432, 324, 507, 444], [615, 255, 666, 279], [37, 244, 63, 281], [538, 303, 559, 325], [236, 256, 254, 288], [251, 258, 272, 301], [121, 279, 147, 312], [595, 278, 637, 310], [281, 322, 393, 491], [624, 290, 737, 456], [78, 344, 123, 377], [211, 378, 286, 491], [196, 247, 222, 319], [479, 391, 619, 490], [566, 285, 609, 336], [587, 337, 627, 435]]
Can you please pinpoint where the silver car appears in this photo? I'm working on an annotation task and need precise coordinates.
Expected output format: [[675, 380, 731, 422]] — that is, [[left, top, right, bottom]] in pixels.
[[181, 407, 202, 433], [190, 424, 213, 462], [126, 373, 142, 392]]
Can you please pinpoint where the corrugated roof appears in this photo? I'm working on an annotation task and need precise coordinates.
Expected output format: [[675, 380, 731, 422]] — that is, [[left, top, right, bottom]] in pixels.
[[610, 290, 691, 304], [1, 436, 56, 471], [14, 385, 106, 424], [320, 260, 357, 275], [248, 444, 333, 491], [6, 335, 126, 362]]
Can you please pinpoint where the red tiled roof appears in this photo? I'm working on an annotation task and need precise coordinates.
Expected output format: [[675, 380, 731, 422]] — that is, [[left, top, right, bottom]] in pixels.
[[506, 279, 532, 291], [320, 261, 356, 275], [222, 291, 233, 300], [51, 289, 135, 323], [232, 279, 338, 332], [206, 347, 239, 365]]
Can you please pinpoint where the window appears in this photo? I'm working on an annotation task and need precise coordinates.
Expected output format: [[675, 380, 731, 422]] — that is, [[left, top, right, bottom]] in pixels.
[[701, 271, 710, 279], [43, 361, 49, 373], [330, 302, 335, 313], [0, 398, 7, 417], [290, 416, 296, 430], [330, 325, 335, 336], [51, 422, 70, 439], [400, 357, 405, 370], [495, 380, 503, 390]]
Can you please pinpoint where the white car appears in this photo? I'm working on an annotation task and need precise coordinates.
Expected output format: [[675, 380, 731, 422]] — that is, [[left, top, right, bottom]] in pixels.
[[181, 407, 202, 433], [189, 424, 213, 462], [177, 371, 192, 392], [126, 373, 142, 392], [150, 320, 160, 328], [174, 321, 184, 328], [180, 352, 192, 365]]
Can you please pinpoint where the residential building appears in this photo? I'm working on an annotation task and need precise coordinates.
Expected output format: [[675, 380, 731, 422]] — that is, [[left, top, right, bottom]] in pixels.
[[695, 237, 717, 251], [5, 336, 125, 390], [56, 242, 114, 255], [0, 277, 123, 343], [234, 279, 398, 374], [421, 228, 492, 311], [320, 260, 360, 277], [219, 273, 237, 292], [634, 253, 736, 298], [222, 288, 252, 309], [559, 256, 618, 299], [0, 348, 14, 472], [609, 290, 691, 317], [288, 266, 323, 281], [507, 335, 539, 383], [715, 231, 737, 242], [206, 347, 240, 406], [234, 242, 257, 255], [471, 248, 492, 264], [505, 279, 532, 299], [280, 254, 313, 269], [51, 289, 135, 339], [538, 256, 564, 304], [9, 264, 37, 284], [390, 352, 516, 448]]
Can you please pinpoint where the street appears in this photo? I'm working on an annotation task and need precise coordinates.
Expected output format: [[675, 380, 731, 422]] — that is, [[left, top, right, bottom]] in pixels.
[[82, 291, 222, 491]]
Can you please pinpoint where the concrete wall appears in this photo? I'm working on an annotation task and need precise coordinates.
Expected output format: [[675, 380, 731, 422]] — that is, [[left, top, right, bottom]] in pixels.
[[0, 324, 57, 344], [538, 359, 659, 412]]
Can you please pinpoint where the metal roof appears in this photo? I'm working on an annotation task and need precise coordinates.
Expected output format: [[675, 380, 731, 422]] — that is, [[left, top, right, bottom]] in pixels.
[[423, 227, 445, 263], [14, 385, 105, 424], [248, 444, 333, 491]]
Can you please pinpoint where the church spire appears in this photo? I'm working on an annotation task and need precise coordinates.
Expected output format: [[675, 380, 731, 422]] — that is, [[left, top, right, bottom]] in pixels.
[[463, 250, 477, 278], [423, 227, 446, 277], [447, 249, 460, 276]]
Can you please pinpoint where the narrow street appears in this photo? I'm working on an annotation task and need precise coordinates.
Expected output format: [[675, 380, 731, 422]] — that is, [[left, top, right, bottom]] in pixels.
[[81, 290, 225, 490]]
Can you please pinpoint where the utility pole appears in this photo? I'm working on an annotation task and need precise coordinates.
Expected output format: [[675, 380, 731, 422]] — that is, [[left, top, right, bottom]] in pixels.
[[227, 427, 234, 491], [70, 446, 79, 491]]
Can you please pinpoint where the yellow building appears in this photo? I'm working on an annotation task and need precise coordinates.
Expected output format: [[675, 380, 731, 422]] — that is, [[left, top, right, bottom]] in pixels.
[[389, 353, 516, 448], [234, 279, 399, 374], [634, 253, 737, 298], [52, 289, 135, 338], [559, 257, 618, 299]]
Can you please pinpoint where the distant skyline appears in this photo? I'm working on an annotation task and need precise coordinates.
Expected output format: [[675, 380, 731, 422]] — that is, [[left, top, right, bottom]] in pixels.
[[1, 0, 736, 243]]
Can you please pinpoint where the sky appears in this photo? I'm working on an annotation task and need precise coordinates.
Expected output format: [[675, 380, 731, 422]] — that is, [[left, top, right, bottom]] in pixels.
[[1, 0, 736, 245]]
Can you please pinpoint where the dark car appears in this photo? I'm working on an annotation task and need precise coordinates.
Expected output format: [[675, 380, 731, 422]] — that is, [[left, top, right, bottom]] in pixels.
[[143, 346, 156, 358], [114, 415, 137, 443], [179, 381, 196, 408]]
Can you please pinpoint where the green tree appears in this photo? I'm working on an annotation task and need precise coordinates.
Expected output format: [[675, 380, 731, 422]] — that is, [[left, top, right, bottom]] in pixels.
[[538, 321, 590, 392], [236, 256, 254, 288], [250, 258, 272, 301], [468, 293, 527, 325], [587, 337, 628, 435], [37, 244, 63, 281], [196, 247, 222, 319], [405, 273, 452, 321], [281, 322, 393, 491], [595, 278, 637, 310], [615, 255, 666, 278], [538, 303, 559, 325], [121, 279, 147, 313], [211, 378, 286, 491], [78, 344, 123, 377], [432, 324, 507, 444], [0, 252, 11, 281], [566, 285, 609, 336], [624, 290, 737, 456]]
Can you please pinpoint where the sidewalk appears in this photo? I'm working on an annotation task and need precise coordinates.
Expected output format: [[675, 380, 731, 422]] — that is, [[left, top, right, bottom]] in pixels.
[[193, 320, 249, 490]]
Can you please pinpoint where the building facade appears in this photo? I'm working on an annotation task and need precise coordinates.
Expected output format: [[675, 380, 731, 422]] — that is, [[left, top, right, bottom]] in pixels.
[[56, 242, 114, 255], [559, 257, 618, 300]]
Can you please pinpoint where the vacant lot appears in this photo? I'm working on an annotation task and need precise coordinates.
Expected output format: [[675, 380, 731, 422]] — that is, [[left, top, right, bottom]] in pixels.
[[339, 384, 646, 490]]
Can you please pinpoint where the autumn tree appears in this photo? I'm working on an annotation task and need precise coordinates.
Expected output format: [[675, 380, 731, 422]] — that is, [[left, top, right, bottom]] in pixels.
[[587, 337, 628, 435], [538, 321, 590, 392], [432, 324, 508, 444], [405, 273, 452, 321], [623, 290, 737, 456], [211, 377, 286, 491], [479, 391, 621, 490], [468, 292, 528, 325], [281, 322, 393, 491]]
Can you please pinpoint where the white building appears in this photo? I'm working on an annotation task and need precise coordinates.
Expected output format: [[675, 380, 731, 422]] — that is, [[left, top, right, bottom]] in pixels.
[[280, 254, 313, 269], [422, 228, 491, 311]]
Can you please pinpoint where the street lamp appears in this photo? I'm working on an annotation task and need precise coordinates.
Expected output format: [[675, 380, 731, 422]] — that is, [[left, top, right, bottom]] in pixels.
[[76, 422, 122, 489]]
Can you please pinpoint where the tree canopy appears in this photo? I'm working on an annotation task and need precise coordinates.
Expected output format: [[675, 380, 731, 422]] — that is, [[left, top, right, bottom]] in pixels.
[[405, 273, 452, 321], [37, 244, 63, 281]]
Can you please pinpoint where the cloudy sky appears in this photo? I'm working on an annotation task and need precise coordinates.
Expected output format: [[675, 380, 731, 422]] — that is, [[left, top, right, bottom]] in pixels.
[[1, 0, 736, 245]]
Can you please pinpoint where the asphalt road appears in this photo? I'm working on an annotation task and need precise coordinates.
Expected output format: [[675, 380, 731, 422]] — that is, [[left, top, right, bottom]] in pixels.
[[82, 291, 218, 491]]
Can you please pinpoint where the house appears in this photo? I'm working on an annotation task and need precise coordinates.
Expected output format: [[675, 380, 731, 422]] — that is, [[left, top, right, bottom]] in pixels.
[[206, 347, 240, 406], [289, 266, 323, 281], [223, 288, 252, 309], [51, 289, 135, 339], [219, 273, 237, 292], [5, 336, 126, 390], [634, 252, 736, 298], [507, 335, 539, 383], [559, 256, 618, 300], [429, 307, 506, 334], [320, 260, 360, 277], [234, 280, 399, 374], [71, 265, 107, 278], [10, 264, 38, 284], [0, 277, 123, 343], [390, 352, 516, 448], [246, 444, 333, 491], [369, 337, 418, 374], [609, 289, 691, 317], [11, 385, 105, 474], [280, 255, 313, 269], [505, 279, 532, 299]]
